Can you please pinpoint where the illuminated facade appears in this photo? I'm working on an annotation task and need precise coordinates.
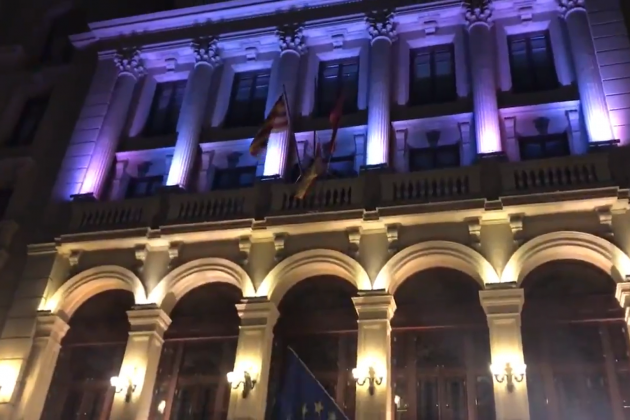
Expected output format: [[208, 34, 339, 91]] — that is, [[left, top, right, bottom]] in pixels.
[[1, 0, 630, 419]]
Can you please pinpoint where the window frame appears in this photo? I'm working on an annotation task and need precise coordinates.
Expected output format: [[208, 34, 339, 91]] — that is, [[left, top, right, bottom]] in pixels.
[[212, 166, 257, 191], [316, 58, 360, 117], [408, 44, 457, 106], [224, 70, 271, 128], [8, 95, 50, 147], [518, 132, 570, 161], [144, 80, 187, 137], [125, 175, 164, 199], [507, 31, 559, 93], [408, 144, 461, 172]]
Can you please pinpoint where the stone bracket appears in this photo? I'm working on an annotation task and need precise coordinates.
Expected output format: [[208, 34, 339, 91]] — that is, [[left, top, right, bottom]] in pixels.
[[274, 233, 287, 262], [509, 214, 525, 247], [386, 224, 399, 256], [168, 242, 181, 268], [238, 235, 252, 266], [346, 227, 361, 259], [466, 217, 481, 250], [596, 206, 614, 238]]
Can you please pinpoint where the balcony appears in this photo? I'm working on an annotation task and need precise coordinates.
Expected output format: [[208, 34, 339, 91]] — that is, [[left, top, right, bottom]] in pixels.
[[63, 149, 623, 235]]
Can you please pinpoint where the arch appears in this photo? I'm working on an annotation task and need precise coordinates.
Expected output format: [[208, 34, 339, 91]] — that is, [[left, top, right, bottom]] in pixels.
[[43, 265, 147, 320], [502, 231, 630, 285], [258, 249, 371, 305], [149, 257, 256, 313], [374, 241, 500, 293]]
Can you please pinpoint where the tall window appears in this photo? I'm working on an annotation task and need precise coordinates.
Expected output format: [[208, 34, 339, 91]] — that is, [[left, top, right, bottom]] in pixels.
[[518, 133, 569, 161], [41, 9, 86, 64], [508, 32, 558, 93], [317, 59, 359, 116], [8, 95, 50, 147], [212, 166, 257, 190], [409, 144, 460, 171], [145, 80, 187, 137], [225, 71, 270, 128], [409, 45, 457, 105], [125, 175, 163, 198]]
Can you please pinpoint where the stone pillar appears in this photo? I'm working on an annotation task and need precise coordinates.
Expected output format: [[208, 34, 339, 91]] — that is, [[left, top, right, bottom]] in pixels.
[[166, 39, 221, 189], [262, 25, 306, 179], [465, 1, 503, 155], [227, 299, 279, 420], [11, 312, 69, 420], [479, 287, 530, 420], [559, 0, 614, 143], [80, 49, 145, 199], [365, 11, 396, 168], [352, 292, 396, 420], [108, 306, 171, 420]]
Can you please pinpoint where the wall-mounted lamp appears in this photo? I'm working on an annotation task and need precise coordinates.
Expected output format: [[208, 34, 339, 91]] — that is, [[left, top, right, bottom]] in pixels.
[[227, 368, 257, 398], [490, 362, 526, 393], [352, 364, 384, 396], [110, 373, 137, 403]]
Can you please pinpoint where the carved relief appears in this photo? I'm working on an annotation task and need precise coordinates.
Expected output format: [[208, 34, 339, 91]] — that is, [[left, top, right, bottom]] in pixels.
[[192, 38, 222, 67], [557, 0, 585, 17], [114, 48, 146, 78], [464, 0, 493, 27], [366, 10, 397, 42], [276, 23, 307, 55]]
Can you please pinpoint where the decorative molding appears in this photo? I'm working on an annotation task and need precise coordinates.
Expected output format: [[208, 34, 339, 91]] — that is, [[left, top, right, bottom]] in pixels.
[[557, 0, 585, 18], [423, 20, 439, 35], [114, 48, 146, 78], [466, 217, 482, 250], [165, 57, 177, 71], [464, 0, 493, 28], [245, 46, 258, 62], [168, 242, 182, 268], [509, 214, 525, 247], [518, 6, 534, 22], [366, 10, 397, 42], [386, 224, 399, 256], [276, 23, 307, 55], [192, 38, 222, 67], [68, 250, 82, 267], [346, 227, 361, 259], [596, 206, 614, 238], [331, 34, 345, 50], [274, 233, 287, 262], [238, 235, 252, 266]]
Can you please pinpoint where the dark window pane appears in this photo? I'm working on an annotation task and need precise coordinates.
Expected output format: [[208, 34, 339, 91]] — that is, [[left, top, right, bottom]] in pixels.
[[409, 44, 457, 105], [225, 71, 270, 127], [9, 95, 50, 146], [508, 32, 558, 93], [317, 59, 359, 116], [126, 176, 163, 198], [409, 145, 460, 171], [145, 80, 187, 136], [519, 133, 570, 161], [213, 167, 256, 190], [325, 155, 356, 179]]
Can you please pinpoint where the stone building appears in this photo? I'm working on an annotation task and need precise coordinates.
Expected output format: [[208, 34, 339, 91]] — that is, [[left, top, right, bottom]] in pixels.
[[0, 0, 630, 419]]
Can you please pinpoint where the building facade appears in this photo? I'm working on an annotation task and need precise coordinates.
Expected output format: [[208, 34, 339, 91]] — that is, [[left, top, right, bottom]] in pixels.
[[0, 0, 630, 419]]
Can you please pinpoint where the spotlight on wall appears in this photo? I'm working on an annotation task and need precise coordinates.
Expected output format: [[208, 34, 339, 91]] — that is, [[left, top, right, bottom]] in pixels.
[[227, 368, 257, 398], [110, 373, 137, 403], [352, 364, 384, 396], [490, 362, 526, 393]]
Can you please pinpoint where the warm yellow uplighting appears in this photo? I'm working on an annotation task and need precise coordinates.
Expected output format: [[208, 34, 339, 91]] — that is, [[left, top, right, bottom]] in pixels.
[[110, 369, 139, 403], [0, 361, 19, 402], [227, 365, 258, 398]]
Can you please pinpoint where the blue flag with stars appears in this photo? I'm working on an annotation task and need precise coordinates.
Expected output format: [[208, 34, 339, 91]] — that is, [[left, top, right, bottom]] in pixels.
[[273, 347, 349, 420]]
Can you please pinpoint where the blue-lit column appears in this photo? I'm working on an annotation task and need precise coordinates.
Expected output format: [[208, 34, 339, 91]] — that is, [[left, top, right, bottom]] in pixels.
[[365, 11, 396, 168], [263, 25, 306, 178], [166, 39, 221, 189], [79, 49, 145, 199], [559, 0, 614, 143], [465, 1, 503, 155]]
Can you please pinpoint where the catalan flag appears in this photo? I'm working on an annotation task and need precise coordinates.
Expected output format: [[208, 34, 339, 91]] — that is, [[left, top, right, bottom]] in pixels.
[[295, 142, 325, 200], [326, 93, 344, 156], [249, 95, 289, 156]]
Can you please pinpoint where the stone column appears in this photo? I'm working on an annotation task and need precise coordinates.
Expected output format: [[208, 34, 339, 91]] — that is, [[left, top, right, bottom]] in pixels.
[[227, 299, 279, 420], [108, 306, 171, 420], [11, 312, 69, 420], [262, 25, 306, 179], [352, 292, 396, 420], [559, 0, 614, 143], [166, 39, 221, 189], [365, 11, 396, 168], [79, 49, 145, 199], [465, 1, 503, 155], [479, 287, 530, 420]]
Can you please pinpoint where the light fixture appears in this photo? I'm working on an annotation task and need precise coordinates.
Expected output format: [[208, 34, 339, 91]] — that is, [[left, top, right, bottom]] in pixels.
[[227, 368, 257, 398], [110, 373, 137, 403], [490, 362, 526, 393], [352, 364, 384, 396]]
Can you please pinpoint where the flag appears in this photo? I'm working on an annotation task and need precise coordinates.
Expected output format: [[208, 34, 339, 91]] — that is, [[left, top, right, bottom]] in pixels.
[[249, 95, 289, 156], [295, 142, 325, 200], [272, 348, 349, 420], [326, 93, 344, 156]]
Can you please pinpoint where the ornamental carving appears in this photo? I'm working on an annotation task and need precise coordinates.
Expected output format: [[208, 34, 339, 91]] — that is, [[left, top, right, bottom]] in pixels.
[[365, 10, 397, 42], [557, 0, 586, 17], [192, 38, 222, 67], [276, 23, 307, 55], [464, 0, 493, 27], [114, 48, 146, 78]]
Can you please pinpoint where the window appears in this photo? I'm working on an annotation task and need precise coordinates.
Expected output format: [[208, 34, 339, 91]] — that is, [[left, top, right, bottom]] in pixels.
[[125, 175, 163, 198], [0, 189, 13, 219], [225, 71, 270, 128], [409, 145, 460, 171], [317, 59, 359, 116], [41, 9, 87, 64], [213, 166, 257, 190], [508, 32, 558, 93], [144, 80, 187, 137], [322, 155, 356, 179], [518, 133, 569, 161], [409, 45, 457, 106], [8, 95, 50, 147]]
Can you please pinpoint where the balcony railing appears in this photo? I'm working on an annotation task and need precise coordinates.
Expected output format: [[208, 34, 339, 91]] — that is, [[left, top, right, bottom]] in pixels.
[[64, 150, 623, 234]]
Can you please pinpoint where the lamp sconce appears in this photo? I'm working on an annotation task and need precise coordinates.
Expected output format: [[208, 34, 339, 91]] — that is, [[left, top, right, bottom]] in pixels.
[[110, 373, 137, 403], [352, 365, 384, 396], [490, 362, 526, 393], [227, 369, 257, 398]]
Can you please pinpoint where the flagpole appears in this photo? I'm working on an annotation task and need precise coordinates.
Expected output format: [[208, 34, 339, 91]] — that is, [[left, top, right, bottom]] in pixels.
[[282, 84, 303, 175]]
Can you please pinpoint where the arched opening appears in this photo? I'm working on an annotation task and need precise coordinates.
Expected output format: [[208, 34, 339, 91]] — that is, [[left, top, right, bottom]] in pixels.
[[522, 260, 629, 420], [266, 276, 358, 419], [391, 268, 495, 420], [42, 289, 134, 419], [149, 282, 242, 419]]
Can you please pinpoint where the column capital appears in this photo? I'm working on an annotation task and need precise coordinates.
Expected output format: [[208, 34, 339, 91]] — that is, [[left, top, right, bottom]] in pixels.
[[276, 23, 307, 56], [465, 0, 493, 29], [352, 291, 396, 321], [558, 0, 585, 18], [126, 305, 172, 337], [365, 10, 397, 44], [35, 311, 69, 342], [192, 38, 222, 68], [114, 48, 146, 78], [236, 298, 279, 327], [479, 287, 524, 316]]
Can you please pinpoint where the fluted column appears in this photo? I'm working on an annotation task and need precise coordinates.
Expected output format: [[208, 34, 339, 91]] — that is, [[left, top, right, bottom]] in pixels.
[[108, 306, 171, 420], [465, 1, 503, 155], [365, 11, 396, 167], [559, 0, 614, 143], [479, 288, 530, 420], [262, 25, 306, 178], [352, 292, 396, 420], [166, 39, 221, 189], [79, 49, 145, 199]]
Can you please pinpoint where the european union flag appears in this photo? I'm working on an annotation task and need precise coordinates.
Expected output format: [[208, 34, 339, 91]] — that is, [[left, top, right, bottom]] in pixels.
[[272, 348, 349, 420]]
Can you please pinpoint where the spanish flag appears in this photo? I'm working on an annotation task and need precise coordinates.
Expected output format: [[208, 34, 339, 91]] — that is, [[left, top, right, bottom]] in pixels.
[[249, 95, 289, 156], [295, 142, 325, 200], [326, 93, 344, 156]]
